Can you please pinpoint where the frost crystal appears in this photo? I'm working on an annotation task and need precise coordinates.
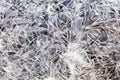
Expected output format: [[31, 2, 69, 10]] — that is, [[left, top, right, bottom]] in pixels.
[[0, 0, 120, 80]]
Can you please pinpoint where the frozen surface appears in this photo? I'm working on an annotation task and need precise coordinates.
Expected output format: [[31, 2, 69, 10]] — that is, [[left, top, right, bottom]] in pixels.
[[0, 0, 120, 80]]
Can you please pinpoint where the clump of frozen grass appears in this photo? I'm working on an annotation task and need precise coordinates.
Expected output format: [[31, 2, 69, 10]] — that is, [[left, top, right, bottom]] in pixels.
[[0, 0, 120, 80]]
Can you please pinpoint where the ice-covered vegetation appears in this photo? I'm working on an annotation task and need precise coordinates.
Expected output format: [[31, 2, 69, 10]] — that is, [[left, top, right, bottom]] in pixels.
[[0, 0, 120, 80]]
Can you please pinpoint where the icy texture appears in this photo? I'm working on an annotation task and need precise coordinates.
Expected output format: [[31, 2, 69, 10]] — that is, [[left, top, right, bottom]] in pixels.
[[0, 0, 120, 80]]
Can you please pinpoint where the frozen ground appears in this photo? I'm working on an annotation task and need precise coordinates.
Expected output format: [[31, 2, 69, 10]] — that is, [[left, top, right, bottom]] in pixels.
[[0, 0, 120, 80]]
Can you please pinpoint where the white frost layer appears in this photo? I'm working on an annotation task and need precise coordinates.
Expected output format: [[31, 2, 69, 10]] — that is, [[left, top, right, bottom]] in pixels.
[[44, 77, 55, 80]]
